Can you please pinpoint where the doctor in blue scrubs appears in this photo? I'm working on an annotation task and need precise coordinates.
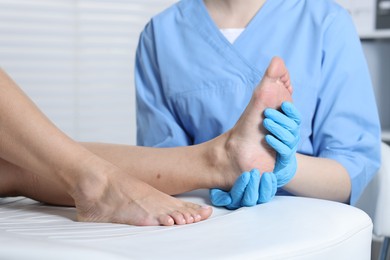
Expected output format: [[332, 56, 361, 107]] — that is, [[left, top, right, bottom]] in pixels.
[[135, 0, 381, 206]]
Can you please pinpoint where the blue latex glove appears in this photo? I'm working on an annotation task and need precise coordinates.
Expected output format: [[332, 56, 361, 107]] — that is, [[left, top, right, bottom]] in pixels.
[[209, 169, 277, 210], [263, 102, 301, 187]]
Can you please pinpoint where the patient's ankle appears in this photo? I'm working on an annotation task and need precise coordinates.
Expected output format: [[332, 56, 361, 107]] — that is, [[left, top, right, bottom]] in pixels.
[[0, 158, 24, 197]]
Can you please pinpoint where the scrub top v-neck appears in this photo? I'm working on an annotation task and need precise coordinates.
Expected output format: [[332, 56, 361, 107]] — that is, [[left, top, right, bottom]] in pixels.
[[184, 0, 281, 82]]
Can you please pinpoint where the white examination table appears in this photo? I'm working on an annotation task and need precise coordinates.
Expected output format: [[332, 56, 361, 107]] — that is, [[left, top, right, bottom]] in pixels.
[[0, 190, 372, 259]]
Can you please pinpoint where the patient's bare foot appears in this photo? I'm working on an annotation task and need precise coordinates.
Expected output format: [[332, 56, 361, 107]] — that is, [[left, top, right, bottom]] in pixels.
[[218, 57, 293, 189], [0, 157, 212, 226], [74, 163, 213, 226]]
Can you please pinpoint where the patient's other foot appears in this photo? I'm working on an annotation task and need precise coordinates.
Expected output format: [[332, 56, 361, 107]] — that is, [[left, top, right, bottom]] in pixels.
[[0, 157, 212, 226], [72, 161, 213, 226], [218, 57, 293, 189]]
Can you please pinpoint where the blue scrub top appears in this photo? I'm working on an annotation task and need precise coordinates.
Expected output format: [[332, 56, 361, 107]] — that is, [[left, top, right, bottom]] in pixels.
[[135, 0, 381, 205]]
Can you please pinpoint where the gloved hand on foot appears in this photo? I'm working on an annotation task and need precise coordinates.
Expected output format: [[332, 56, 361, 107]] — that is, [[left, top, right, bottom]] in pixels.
[[209, 102, 301, 209], [209, 169, 277, 210], [263, 101, 301, 187]]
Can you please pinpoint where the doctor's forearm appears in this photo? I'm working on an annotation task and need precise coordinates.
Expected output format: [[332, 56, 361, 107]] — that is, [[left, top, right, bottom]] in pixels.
[[282, 154, 351, 203]]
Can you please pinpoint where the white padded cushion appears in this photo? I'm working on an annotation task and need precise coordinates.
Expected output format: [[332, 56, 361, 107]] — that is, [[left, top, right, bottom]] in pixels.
[[356, 142, 390, 237], [0, 190, 372, 259]]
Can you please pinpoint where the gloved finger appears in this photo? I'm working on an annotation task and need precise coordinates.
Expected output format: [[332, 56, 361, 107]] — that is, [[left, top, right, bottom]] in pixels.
[[242, 169, 261, 207], [226, 171, 251, 210], [281, 102, 301, 126], [209, 188, 232, 207], [265, 135, 292, 163], [263, 118, 297, 148], [264, 108, 298, 134], [257, 172, 277, 203]]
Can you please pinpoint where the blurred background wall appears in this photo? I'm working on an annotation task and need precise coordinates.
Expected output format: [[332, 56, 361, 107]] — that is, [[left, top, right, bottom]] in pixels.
[[1, 0, 389, 146], [0, 0, 176, 145]]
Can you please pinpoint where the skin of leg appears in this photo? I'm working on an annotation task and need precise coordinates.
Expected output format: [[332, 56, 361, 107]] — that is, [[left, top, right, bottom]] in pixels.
[[0, 149, 212, 227], [0, 157, 22, 198], [0, 69, 212, 226]]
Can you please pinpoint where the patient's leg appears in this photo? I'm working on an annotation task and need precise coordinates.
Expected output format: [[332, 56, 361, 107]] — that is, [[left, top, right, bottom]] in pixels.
[[0, 157, 73, 205], [0, 69, 211, 226], [0, 158, 21, 198], [0, 158, 211, 226]]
